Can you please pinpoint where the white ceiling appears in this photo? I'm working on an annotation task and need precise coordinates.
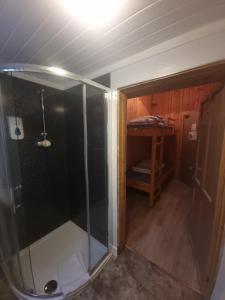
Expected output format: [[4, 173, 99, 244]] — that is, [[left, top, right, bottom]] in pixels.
[[0, 0, 225, 78]]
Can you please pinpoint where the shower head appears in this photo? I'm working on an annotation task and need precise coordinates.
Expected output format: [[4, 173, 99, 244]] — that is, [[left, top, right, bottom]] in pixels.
[[36, 88, 52, 149], [36, 88, 46, 94], [36, 139, 52, 148]]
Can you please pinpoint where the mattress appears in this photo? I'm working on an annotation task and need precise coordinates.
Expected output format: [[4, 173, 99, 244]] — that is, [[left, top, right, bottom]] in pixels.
[[131, 159, 165, 175]]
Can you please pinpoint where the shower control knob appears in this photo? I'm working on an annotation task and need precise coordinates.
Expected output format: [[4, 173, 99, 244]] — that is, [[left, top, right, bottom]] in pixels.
[[11, 185, 23, 213], [15, 203, 23, 209], [15, 127, 22, 136], [14, 185, 22, 191]]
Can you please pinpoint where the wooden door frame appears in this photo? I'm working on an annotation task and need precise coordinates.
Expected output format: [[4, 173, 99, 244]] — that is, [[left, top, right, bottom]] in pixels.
[[118, 91, 127, 253], [118, 60, 225, 299]]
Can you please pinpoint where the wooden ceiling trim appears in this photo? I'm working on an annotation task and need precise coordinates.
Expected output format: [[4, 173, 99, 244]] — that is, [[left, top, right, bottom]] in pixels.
[[121, 61, 225, 98]]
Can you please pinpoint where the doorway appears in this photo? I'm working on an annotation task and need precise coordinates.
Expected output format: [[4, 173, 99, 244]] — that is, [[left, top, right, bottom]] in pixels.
[[118, 61, 225, 300]]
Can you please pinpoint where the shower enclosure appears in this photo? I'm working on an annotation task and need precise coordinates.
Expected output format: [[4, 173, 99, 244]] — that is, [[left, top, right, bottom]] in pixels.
[[0, 64, 112, 299]]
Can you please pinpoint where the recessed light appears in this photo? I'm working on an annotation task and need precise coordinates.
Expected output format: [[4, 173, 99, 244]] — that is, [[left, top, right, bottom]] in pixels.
[[61, 0, 127, 29], [48, 66, 67, 76]]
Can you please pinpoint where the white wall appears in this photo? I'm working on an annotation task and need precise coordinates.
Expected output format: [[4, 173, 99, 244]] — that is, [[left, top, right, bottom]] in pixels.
[[110, 20, 225, 89], [106, 18, 225, 299]]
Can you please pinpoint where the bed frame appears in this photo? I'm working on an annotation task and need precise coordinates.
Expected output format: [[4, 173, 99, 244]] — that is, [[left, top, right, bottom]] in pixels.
[[126, 126, 175, 206]]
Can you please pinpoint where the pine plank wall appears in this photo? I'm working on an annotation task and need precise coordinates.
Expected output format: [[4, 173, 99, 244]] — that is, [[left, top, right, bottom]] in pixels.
[[126, 82, 222, 177]]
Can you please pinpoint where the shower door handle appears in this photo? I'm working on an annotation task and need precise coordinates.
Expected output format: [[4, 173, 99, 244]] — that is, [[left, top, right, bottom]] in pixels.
[[14, 184, 22, 192], [11, 185, 24, 212]]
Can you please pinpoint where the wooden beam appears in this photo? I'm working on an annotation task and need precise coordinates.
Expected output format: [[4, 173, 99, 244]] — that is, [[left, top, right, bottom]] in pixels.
[[118, 91, 127, 253]]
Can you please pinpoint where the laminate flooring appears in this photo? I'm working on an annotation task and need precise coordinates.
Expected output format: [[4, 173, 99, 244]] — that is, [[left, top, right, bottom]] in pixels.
[[126, 180, 201, 293]]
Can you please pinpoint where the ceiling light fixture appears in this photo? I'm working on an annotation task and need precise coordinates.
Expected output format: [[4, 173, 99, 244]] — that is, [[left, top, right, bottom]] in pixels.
[[61, 0, 127, 29], [47, 66, 67, 76]]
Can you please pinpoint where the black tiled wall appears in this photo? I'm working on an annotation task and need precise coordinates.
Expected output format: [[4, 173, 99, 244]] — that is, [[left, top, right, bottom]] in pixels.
[[1, 73, 110, 250], [11, 78, 70, 247]]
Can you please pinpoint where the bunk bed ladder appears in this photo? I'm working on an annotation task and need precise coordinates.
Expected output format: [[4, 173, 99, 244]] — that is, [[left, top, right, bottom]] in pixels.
[[149, 135, 164, 206], [158, 136, 164, 195]]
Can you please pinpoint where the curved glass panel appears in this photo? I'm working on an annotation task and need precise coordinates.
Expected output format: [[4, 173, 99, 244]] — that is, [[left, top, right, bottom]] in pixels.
[[86, 84, 109, 270], [0, 73, 35, 293], [0, 66, 110, 298]]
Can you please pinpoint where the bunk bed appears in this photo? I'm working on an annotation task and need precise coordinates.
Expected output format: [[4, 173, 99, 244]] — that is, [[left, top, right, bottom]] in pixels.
[[126, 117, 175, 207]]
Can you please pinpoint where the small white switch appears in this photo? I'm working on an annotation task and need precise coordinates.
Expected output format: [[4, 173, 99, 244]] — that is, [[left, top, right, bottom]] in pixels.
[[191, 123, 197, 131], [7, 116, 24, 140]]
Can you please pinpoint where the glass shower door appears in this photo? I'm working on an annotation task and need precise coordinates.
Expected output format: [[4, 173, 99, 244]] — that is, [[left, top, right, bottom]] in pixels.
[[85, 84, 109, 271], [0, 73, 35, 294]]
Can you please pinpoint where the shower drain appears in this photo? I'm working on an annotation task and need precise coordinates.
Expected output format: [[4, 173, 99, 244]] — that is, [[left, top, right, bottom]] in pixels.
[[44, 280, 58, 294]]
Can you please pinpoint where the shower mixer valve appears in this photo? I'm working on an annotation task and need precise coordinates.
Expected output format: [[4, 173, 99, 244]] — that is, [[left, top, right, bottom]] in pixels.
[[36, 89, 52, 148], [41, 132, 48, 138]]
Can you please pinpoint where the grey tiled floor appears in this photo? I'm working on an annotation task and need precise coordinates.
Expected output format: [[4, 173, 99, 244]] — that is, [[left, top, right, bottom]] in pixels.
[[0, 249, 202, 300], [75, 248, 202, 300]]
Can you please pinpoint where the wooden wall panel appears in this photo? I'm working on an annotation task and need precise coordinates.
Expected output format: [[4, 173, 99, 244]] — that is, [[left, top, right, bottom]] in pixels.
[[127, 83, 221, 177], [127, 95, 152, 123], [127, 83, 219, 122], [127, 137, 151, 169]]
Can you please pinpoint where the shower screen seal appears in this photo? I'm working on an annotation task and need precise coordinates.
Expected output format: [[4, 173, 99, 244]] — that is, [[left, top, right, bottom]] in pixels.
[[0, 63, 110, 93], [82, 84, 92, 272]]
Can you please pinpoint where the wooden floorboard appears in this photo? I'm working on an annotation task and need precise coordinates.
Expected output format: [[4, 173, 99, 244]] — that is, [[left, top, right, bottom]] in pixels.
[[126, 179, 201, 293]]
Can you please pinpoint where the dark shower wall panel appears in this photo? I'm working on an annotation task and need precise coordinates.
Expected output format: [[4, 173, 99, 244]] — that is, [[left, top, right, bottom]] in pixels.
[[11, 77, 70, 246], [93, 73, 111, 88], [0, 75, 21, 187], [44, 94, 69, 215], [1, 73, 109, 251], [65, 77, 110, 241], [0, 74, 25, 274], [86, 85, 108, 246], [65, 85, 87, 231], [0, 74, 30, 253]]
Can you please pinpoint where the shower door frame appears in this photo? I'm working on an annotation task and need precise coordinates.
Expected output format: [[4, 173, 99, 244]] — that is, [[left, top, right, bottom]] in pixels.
[[0, 63, 114, 299]]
